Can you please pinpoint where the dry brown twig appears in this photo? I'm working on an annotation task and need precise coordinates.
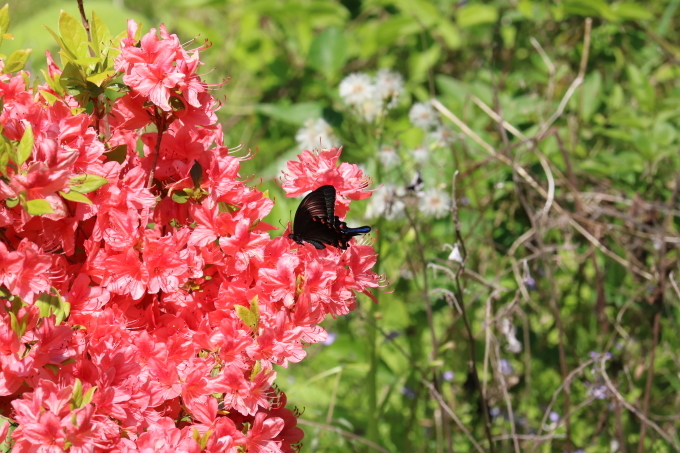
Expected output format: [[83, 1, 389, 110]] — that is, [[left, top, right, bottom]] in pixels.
[[492, 338, 521, 453]]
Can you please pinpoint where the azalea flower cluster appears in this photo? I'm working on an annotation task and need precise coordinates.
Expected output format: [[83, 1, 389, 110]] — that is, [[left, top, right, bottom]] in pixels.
[[0, 20, 380, 452]]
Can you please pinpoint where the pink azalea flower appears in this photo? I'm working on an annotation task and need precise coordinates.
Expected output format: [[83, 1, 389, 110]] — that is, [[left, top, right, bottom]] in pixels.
[[281, 147, 371, 218], [244, 413, 285, 453]]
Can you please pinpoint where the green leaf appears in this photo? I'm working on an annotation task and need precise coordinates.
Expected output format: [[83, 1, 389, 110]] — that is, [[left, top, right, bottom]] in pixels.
[[563, 0, 617, 20], [611, 2, 654, 21], [652, 122, 676, 146], [108, 29, 128, 61], [592, 127, 633, 141], [8, 311, 25, 338], [457, 4, 498, 28], [40, 67, 64, 95], [69, 174, 108, 193], [171, 190, 190, 204], [86, 70, 116, 87], [393, 0, 440, 27], [373, 15, 420, 49], [307, 27, 347, 77], [89, 11, 109, 57], [436, 20, 461, 50], [25, 199, 54, 215], [409, 43, 441, 84], [256, 102, 323, 126], [436, 75, 469, 104], [104, 145, 127, 164], [35, 289, 70, 324], [70, 378, 85, 409], [235, 296, 259, 331], [39, 90, 59, 105], [15, 124, 33, 166], [626, 64, 655, 111], [235, 305, 257, 331], [59, 62, 87, 92], [2, 49, 31, 74], [580, 71, 602, 121], [0, 4, 9, 38], [59, 190, 93, 205], [74, 56, 102, 67], [58, 11, 88, 60], [81, 385, 97, 406]]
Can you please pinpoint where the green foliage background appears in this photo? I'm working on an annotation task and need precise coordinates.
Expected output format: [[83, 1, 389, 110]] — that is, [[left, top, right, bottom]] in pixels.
[[6, 0, 680, 451]]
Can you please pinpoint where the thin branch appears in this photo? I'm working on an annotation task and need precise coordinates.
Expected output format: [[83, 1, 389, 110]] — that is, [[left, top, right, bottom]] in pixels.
[[422, 381, 486, 453], [493, 340, 521, 453]]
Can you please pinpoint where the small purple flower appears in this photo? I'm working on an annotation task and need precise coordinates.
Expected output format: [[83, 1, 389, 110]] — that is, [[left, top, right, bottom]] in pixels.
[[589, 351, 612, 360], [587, 383, 607, 400], [548, 411, 560, 423], [499, 359, 513, 375], [523, 275, 537, 291], [322, 332, 337, 346], [489, 407, 501, 419], [385, 330, 400, 340], [401, 386, 416, 400], [442, 370, 455, 382]]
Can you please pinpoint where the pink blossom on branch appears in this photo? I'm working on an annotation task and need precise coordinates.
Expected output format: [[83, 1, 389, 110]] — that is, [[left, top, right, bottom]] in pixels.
[[0, 18, 381, 452]]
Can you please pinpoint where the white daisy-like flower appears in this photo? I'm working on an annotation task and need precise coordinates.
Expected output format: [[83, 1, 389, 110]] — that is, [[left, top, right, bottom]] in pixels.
[[409, 102, 439, 130], [411, 145, 429, 164], [428, 126, 456, 148], [339, 72, 375, 107], [374, 69, 404, 109], [378, 144, 400, 167], [295, 118, 340, 150], [418, 187, 450, 218], [356, 93, 383, 123], [365, 183, 405, 220]]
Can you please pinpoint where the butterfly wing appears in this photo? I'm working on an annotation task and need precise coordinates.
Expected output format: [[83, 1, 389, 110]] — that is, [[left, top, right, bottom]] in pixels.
[[289, 185, 371, 250], [290, 186, 338, 249]]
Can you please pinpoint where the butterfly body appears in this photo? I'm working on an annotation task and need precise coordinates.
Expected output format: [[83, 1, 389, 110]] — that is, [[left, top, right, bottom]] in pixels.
[[289, 185, 371, 250]]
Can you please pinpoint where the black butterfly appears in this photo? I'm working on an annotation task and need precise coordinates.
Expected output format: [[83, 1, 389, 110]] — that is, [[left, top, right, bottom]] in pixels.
[[288, 185, 371, 250]]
